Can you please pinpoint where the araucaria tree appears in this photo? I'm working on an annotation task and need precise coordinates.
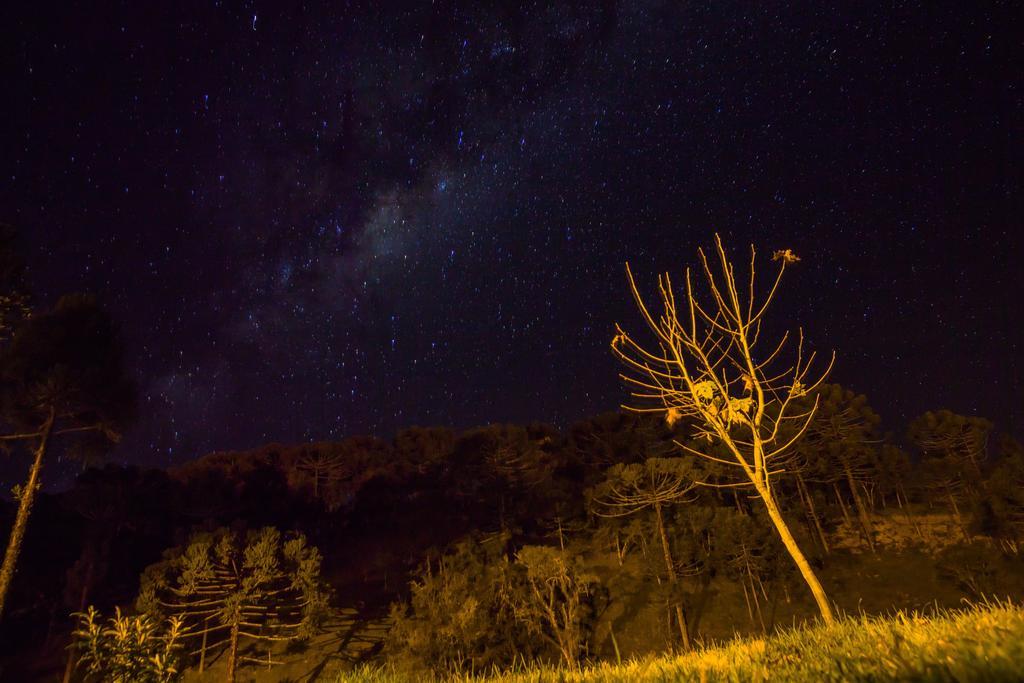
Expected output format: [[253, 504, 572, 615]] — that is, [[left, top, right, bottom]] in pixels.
[[589, 457, 697, 648], [0, 295, 134, 619], [137, 527, 329, 683], [611, 234, 836, 623]]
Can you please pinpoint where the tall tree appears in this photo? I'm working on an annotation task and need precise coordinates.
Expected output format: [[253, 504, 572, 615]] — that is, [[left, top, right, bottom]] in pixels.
[[589, 457, 698, 648], [0, 295, 134, 619], [507, 546, 602, 669], [293, 444, 349, 502], [611, 235, 836, 622], [909, 410, 993, 538], [796, 385, 882, 552]]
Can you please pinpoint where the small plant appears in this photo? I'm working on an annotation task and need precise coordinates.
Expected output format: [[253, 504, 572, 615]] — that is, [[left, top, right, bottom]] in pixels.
[[72, 605, 186, 682]]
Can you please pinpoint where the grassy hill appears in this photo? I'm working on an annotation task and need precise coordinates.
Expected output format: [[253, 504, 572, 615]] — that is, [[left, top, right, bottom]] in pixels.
[[333, 600, 1024, 683]]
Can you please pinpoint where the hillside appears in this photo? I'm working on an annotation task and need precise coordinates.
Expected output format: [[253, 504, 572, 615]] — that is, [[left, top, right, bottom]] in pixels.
[[336, 601, 1024, 682]]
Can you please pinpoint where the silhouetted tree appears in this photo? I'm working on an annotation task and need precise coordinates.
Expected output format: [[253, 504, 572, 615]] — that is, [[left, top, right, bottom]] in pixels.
[[0, 224, 31, 344], [293, 444, 349, 502], [0, 295, 134, 619], [60, 465, 140, 683], [909, 410, 993, 538]]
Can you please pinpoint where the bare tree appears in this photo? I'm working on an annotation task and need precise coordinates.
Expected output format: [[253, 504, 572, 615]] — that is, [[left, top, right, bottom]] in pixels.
[[610, 234, 836, 623]]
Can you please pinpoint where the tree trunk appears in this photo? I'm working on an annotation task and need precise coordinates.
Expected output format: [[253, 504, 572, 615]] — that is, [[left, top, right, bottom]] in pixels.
[[833, 482, 853, 527], [0, 407, 56, 620], [226, 618, 240, 683], [748, 557, 766, 633], [654, 500, 690, 650], [843, 463, 876, 553], [896, 485, 927, 542], [797, 473, 829, 554], [62, 555, 95, 683], [761, 488, 835, 624], [946, 486, 971, 541], [740, 576, 754, 624], [199, 615, 210, 673]]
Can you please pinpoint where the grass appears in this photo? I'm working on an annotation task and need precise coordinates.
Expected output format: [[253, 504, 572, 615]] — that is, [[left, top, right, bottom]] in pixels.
[[334, 599, 1024, 682]]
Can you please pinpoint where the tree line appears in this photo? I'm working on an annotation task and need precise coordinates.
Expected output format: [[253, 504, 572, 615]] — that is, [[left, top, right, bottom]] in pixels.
[[2, 231, 1022, 680]]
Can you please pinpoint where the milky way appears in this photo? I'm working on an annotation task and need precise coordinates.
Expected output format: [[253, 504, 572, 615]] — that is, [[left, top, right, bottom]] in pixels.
[[2, 2, 1021, 488]]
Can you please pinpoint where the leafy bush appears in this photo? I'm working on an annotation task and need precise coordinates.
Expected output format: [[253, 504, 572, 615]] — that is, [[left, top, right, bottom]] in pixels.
[[384, 533, 538, 675], [136, 526, 329, 681], [72, 605, 185, 682]]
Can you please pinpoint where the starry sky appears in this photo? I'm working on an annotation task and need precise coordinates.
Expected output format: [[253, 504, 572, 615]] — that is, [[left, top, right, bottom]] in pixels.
[[2, 2, 1021, 486]]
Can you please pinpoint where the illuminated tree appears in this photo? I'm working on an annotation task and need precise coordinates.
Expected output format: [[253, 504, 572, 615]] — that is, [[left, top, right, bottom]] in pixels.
[[0, 295, 134, 619], [611, 234, 836, 623], [589, 457, 698, 648], [507, 546, 602, 668], [72, 606, 186, 683], [385, 533, 535, 674], [137, 527, 328, 683]]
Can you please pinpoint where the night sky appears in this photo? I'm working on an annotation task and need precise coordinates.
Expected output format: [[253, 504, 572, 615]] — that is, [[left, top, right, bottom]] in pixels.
[[2, 2, 1021, 488]]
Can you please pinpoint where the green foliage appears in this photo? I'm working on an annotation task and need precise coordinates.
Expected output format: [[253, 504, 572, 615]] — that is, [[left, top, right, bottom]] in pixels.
[[508, 546, 605, 667], [137, 527, 329, 674], [385, 533, 537, 675], [72, 605, 186, 682]]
